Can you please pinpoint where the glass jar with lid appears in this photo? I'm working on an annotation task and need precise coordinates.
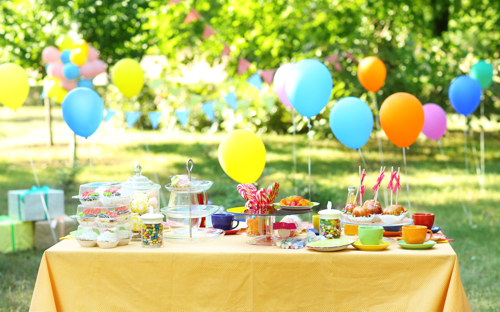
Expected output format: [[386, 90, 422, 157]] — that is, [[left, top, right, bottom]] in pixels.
[[121, 164, 161, 214], [318, 202, 342, 239], [141, 212, 164, 248]]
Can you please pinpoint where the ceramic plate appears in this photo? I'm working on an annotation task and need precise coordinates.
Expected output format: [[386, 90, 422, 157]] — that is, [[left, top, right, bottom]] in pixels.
[[207, 227, 240, 235], [397, 240, 436, 250], [307, 238, 355, 252], [353, 241, 391, 251], [427, 233, 446, 241], [383, 231, 402, 237], [431, 226, 441, 233], [274, 202, 319, 210]]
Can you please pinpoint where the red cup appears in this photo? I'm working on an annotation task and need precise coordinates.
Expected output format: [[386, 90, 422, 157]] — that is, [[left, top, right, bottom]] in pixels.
[[412, 213, 435, 229]]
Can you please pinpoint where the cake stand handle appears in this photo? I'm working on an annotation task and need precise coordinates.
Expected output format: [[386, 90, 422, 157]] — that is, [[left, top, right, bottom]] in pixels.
[[186, 159, 193, 181]]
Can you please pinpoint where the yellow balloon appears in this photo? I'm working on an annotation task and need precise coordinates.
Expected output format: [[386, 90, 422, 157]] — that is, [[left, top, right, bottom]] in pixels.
[[218, 130, 266, 183], [111, 58, 144, 98], [70, 48, 87, 66], [56, 35, 75, 50], [74, 39, 89, 55], [0, 63, 30, 110], [47, 82, 67, 104]]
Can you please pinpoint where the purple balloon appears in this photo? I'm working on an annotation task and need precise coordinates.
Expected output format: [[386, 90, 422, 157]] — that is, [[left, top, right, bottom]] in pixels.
[[273, 63, 294, 109], [422, 104, 447, 140]]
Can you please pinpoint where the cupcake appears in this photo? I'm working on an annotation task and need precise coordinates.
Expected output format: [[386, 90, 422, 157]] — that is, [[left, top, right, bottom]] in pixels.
[[97, 211, 119, 228], [77, 208, 100, 226], [115, 206, 132, 224], [81, 190, 100, 207], [97, 231, 119, 249], [77, 229, 99, 247], [116, 228, 132, 246], [101, 187, 132, 207], [170, 175, 191, 188]]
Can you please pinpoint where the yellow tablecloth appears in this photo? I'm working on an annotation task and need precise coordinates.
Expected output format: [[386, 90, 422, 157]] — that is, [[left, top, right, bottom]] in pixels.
[[30, 234, 470, 311]]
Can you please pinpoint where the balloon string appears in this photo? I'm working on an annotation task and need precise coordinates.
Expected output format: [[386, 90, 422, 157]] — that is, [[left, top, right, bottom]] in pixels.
[[307, 118, 312, 201], [358, 148, 368, 172], [468, 125, 482, 186], [438, 140, 475, 228], [480, 101, 485, 193], [373, 93, 388, 207], [140, 124, 167, 208], [464, 120, 469, 201], [292, 109, 297, 195], [87, 142, 95, 178], [23, 134, 57, 243], [402, 148, 411, 216]]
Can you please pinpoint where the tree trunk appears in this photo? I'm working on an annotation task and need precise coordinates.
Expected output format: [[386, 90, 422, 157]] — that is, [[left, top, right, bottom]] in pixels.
[[44, 96, 53, 146]]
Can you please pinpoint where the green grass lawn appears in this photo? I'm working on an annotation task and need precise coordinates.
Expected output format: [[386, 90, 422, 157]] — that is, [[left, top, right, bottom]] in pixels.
[[1, 106, 499, 311]]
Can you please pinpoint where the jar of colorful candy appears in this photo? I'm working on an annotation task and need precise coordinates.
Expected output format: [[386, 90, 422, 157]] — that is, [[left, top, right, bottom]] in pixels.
[[318, 208, 342, 239], [140, 212, 164, 248], [246, 215, 268, 237]]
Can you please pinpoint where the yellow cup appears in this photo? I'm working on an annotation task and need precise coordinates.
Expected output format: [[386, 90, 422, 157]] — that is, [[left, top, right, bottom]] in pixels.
[[312, 215, 320, 232], [402, 225, 433, 244], [344, 224, 359, 235]]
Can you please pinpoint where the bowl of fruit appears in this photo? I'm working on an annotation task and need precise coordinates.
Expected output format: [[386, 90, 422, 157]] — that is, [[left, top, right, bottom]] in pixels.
[[275, 196, 319, 211]]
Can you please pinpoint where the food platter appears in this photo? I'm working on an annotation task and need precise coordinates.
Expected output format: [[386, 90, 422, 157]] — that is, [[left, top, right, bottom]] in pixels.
[[273, 202, 319, 211]]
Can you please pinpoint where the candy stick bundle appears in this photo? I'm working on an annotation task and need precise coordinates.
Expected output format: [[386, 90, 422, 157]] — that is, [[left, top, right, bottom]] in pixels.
[[237, 182, 280, 214], [372, 166, 386, 204]]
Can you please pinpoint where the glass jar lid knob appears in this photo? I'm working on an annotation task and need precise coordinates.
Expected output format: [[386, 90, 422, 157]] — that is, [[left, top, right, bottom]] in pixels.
[[134, 164, 142, 176]]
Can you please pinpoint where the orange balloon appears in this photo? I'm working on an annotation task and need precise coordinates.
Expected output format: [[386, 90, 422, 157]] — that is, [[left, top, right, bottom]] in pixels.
[[357, 56, 387, 92], [379, 92, 424, 148]]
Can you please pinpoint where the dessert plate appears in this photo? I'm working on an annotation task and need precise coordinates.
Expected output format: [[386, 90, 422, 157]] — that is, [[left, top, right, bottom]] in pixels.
[[383, 231, 402, 237], [397, 240, 436, 250], [353, 241, 390, 251], [274, 202, 319, 210], [427, 233, 446, 241], [307, 238, 354, 252], [207, 227, 240, 235]]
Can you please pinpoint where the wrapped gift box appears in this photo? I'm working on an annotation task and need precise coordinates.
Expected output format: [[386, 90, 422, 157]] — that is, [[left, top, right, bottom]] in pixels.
[[8, 186, 65, 221], [0, 216, 33, 253], [34, 216, 77, 250]]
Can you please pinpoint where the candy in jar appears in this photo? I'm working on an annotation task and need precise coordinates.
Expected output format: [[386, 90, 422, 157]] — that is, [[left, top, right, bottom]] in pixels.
[[318, 204, 342, 239], [140, 212, 164, 248]]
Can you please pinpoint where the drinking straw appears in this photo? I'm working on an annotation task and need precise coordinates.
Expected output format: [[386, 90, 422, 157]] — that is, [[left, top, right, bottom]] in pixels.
[[390, 166, 394, 205], [402, 148, 411, 215], [373, 166, 385, 204], [354, 166, 361, 205], [396, 167, 400, 205]]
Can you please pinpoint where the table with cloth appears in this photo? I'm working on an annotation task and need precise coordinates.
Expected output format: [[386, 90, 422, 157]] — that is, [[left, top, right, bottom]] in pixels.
[[30, 234, 471, 311]]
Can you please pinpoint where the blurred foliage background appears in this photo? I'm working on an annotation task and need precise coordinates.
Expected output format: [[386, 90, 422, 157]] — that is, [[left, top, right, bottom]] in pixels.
[[1, 0, 500, 136]]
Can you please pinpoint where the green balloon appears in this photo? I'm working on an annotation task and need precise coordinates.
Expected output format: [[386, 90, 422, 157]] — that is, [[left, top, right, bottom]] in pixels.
[[470, 61, 493, 89]]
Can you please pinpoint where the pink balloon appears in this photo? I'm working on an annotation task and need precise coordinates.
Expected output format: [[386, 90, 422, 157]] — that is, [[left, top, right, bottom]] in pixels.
[[42, 46, 60, 63], [87, 47, 99, 61], [273, 63, 295, 109], [422, 103, 447, 140], [92, 59, 106, 75], [79, 62, 94, 79], [47, 62, 64, 79], [60, 79, 77, 91]]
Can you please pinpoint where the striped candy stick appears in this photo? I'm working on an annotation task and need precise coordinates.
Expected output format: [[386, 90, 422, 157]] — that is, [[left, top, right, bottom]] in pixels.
[[237, 184, 249, 200]]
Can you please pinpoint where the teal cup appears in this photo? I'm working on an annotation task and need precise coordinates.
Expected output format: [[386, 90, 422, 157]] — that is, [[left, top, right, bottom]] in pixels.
[[358, 226, 383, 245]]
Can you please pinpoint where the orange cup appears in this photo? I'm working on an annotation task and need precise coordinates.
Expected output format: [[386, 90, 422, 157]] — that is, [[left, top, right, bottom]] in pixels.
[[344, 224, 359, 235], [402, 225, 433, 244]]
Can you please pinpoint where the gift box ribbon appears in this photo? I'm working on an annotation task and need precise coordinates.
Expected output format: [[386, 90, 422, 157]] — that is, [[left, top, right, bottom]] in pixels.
[[0, 215, 16, 252], [18, 186, 51, 220]]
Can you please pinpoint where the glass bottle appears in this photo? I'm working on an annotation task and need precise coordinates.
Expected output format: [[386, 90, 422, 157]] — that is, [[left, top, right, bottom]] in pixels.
[[346, 186, 356, 205]]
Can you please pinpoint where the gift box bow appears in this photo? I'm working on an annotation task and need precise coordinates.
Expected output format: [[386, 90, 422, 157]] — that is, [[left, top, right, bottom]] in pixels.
[[20, 185, 51, 202]]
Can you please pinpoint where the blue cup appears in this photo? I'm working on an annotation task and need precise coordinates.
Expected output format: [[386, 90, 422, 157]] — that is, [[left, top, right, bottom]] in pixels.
[[212, 213, 239, 231]]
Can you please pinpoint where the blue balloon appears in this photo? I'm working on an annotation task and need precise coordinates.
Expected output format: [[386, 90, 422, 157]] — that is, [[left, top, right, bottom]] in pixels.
[[448, 75, 482, 116], [60, 50, 72, 64], [45, 63, 49, 73], [77, 78, 94, 89], [284, 59, 333, 118], [62, 88, 104, 138], [63, 63, 79, 80], [329, 97, 374, 149]]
